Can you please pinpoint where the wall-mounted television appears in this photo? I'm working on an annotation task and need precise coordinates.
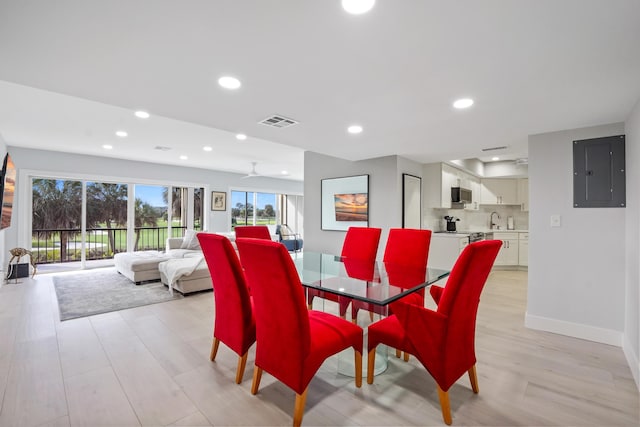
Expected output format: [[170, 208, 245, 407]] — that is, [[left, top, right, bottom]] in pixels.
[[0, 153, 16, 229]]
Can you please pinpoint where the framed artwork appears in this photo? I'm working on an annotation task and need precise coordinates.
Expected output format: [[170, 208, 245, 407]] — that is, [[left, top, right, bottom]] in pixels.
[[402, 173, 422, 228], [211, 191, 227, 211], [321, 174, 369, 231]]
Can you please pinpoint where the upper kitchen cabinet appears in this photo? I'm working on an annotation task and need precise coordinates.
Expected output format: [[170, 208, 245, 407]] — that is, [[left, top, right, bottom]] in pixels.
[[480, 178, 518, 205], [423, 163, 481, 209], [517, 178, 529, 211]]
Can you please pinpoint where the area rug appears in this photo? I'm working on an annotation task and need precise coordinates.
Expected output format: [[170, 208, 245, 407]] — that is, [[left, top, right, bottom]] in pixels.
[[53, 268, 183, 321]]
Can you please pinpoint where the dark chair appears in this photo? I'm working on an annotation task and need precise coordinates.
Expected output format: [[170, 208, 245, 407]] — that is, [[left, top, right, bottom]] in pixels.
[[234, 225, 272, 240], [367, 240, 502, 425], [196, 233, 256, 384], [351, 228, 432, 322], [276, 224, 303, 252], [236, 237, 363, 427], [306, 226, 382, 318]]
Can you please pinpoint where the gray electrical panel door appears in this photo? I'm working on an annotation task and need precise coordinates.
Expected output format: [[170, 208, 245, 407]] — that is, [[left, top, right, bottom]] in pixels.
[[573, 135, 625, 208]]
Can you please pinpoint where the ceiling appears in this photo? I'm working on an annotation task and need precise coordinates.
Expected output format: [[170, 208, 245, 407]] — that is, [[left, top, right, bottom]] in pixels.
[[0, 1, 639, 182]]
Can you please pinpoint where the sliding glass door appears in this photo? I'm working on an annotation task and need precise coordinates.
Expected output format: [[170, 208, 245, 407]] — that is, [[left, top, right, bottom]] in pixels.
[[31, 176, 205, 269]]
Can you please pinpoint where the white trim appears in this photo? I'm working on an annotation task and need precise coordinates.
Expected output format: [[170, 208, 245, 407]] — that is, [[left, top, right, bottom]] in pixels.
[[623, 333, 640, 391], [525, 312, 623, 347], [20, 167, 207, 189]]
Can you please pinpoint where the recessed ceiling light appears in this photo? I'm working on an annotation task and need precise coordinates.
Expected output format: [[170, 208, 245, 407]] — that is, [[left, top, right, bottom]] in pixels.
[[492, 156, 500, 161], [179, 155, 188, 160], [115, 130, 128, 138], [218, 76, 241, 90], [347, 125, 363, 134], [453, 98, 474, 109], [134, 110, 150, 119], [281, 170, 289, 175], [203, 146, 213, 152], [342, 0, 376, 14], [236, 133, 247, 140], [102, 144, 113, 150]]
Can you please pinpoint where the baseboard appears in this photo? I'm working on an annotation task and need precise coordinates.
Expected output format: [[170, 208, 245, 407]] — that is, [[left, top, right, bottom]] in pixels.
[[622, 334, 640, 391], [524, 312, 623, 346]]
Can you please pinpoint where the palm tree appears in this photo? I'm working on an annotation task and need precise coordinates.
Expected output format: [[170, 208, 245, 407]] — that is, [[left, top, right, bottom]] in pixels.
[[32, 179, 82, 262], [162, 186, 203, 230], [86, 183, 127, 254], [134, 199, 158, 250]]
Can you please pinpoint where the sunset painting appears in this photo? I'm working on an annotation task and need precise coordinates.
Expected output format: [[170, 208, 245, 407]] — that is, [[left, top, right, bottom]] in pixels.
[[334, 193, 368, 221], [1, 154, 16, 230]]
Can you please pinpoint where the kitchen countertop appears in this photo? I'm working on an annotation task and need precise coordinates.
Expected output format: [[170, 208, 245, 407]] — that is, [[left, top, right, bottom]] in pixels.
[[433, 229, 529, 237]]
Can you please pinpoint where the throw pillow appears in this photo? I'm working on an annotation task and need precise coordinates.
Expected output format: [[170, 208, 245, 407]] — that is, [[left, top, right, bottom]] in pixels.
[[280, 226, 290, 239], [180, 229, 201, 250]]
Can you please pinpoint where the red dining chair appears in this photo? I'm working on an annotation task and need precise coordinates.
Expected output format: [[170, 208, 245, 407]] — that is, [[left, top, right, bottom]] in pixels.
[[306, 226, 381, 317], [234, 225, 272, 240], [350, 228, 432, 322], [367, 240, 502, 425], [196, 233, 256, 384], [236, 238, 364, 427]]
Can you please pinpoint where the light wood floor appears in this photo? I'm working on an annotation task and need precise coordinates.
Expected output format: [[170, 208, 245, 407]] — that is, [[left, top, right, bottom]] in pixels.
[[0, 269, 637, 426]]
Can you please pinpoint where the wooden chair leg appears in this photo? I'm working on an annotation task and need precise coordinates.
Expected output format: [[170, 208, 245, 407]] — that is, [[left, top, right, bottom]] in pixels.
[[395, 349, 402, 358], [293, 388, 308, 427], [367, 348, 376, 384], [354, 350, 362, 388], [210, 338, 220, 361], [437, 385, 452, 425], [251, 367, 263, 395], [403, 352, 409, 362], [307, 303, 313, 310], [235, 352, 248, 384], [369, 311, 374, 321], [468, 365, 479, 393]]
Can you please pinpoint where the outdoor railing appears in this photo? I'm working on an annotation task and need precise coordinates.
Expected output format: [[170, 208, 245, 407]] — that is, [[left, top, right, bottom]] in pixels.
[[31, 226, 188, 264]]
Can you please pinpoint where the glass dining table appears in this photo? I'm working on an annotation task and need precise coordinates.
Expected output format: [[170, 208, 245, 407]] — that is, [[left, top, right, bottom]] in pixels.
[[292, 251, 450, 375]]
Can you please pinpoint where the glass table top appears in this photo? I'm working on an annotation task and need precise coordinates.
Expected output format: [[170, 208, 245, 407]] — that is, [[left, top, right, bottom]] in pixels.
[[292, 252, 450, 306]]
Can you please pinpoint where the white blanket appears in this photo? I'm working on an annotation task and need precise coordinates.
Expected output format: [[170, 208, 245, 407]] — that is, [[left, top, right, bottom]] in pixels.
[[159, 253, 207, 294]]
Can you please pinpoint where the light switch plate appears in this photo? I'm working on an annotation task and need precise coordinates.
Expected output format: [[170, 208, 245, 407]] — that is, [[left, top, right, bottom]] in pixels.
[[550, 215, 561, 227]]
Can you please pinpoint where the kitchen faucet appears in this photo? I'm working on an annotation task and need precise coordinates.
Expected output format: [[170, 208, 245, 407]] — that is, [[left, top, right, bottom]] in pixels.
[[490, 211, 501, 230]]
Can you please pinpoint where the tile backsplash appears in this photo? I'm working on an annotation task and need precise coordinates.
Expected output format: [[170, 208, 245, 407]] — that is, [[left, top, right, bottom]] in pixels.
[[424, 205, 529, 232]]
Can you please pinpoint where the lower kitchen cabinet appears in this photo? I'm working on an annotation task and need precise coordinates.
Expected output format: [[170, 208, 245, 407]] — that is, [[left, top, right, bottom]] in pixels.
[[518, 233, 528, 266], [492, 232, 519, 266], [429, 235, 469, 270]]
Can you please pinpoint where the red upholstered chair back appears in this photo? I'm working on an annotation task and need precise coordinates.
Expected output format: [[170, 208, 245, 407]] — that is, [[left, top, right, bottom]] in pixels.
[[383, 228, 432, 268], [343, 257, 376, 282], [236, 238, 311, 389], [234, 225, 272, 240], [400, 239, 501, 390], [197, 233, 255, 356], [341, 227, 382, 261]]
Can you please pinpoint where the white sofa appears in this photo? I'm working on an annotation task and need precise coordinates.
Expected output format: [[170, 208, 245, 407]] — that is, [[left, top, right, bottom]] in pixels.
[[114, 231, 235, 294]]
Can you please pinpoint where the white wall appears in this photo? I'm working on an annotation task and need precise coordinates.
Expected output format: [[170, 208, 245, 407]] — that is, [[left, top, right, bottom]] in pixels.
[[7, 147, 302, 264], [526, 123, 626, 345], [624, 99, 640, 389], [303, 151, 421, 257]]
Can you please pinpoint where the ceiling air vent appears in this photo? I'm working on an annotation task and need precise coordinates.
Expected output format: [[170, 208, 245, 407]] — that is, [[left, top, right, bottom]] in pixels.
[[481, 146, 508, 152], [154, 146, 172, 151], [259, 115, 299, 129]]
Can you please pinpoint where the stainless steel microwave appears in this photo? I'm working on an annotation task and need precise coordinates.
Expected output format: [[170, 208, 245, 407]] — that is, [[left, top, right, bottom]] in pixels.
[[451, 187, 472, 203]]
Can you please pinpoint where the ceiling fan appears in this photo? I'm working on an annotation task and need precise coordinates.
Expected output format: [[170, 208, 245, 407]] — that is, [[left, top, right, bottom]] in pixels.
[[241, 161, 290, 179], [241, 162, 261, 178]]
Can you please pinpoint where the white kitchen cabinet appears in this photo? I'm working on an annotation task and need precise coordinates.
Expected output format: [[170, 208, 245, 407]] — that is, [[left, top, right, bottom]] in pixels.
[[423, 163, 481, 210], [492, 232, 519, 266], [518, 233, 528, 266], [429, 235, 469, 270], [517, 178, 529, 211], [464, 177, 482, 211], [481, 178, 518, 205], [440, 164, 458, 209]]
